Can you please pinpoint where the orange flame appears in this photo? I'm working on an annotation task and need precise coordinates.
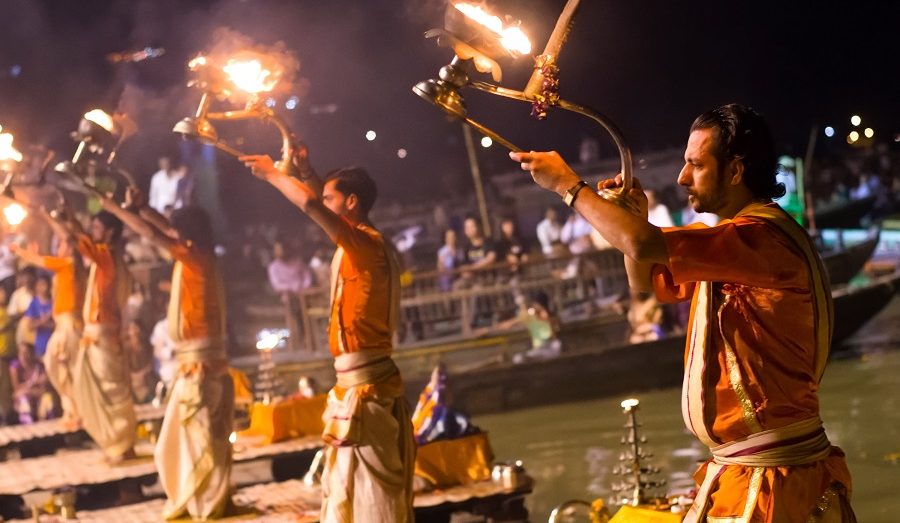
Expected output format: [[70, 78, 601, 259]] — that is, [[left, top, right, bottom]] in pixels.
[[188, 54, 208, 70], [0, 132, 23, 163], [84, 109, 116, 133], [3, 203, 27, 226], [453, 2, 532, 55], [222, 58, 279, 94]]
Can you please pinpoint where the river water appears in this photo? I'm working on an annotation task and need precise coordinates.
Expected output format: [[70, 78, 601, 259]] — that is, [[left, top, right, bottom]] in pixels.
[[476, 296, 900, 522]]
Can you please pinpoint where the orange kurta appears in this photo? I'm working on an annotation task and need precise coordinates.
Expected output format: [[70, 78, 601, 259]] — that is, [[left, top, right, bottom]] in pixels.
[[77, 236, 127, 327], [41, 255, 83, 317], [652, 202, 852, 522], [327, 219, 398, 357], [168, 243, 224, 343]]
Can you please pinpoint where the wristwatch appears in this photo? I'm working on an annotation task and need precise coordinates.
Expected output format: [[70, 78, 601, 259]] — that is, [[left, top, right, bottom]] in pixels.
[[563, 180, 589, 207]]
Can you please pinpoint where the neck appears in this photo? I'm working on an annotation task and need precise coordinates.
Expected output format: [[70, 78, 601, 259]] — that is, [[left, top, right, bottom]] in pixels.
[[717, 191, 761, 220]]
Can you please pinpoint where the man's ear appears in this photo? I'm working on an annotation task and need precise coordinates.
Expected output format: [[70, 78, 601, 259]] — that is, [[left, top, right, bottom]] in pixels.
[[345, 193, 358, 211], [729, 158, 745, 186]]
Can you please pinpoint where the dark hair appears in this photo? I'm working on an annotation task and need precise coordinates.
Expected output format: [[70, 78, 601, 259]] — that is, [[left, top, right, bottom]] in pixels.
[[690, 104, 783, 200], [94, 211, 124, 242], [170, 206, 214, 252], [325, 167, 378, 216]]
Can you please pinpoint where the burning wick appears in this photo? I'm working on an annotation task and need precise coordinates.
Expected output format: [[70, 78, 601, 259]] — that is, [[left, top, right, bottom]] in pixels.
[[453, 2, 532, 55], [3, 203, 28, 226], [0, 132, 23, 163], [188, 54, 208, 70], [222, 58, 279, 94]]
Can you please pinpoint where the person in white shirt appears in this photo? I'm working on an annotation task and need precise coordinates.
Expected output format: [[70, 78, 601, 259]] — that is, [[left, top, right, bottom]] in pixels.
[[645, 189, 675, 227], [535, 206, 563, 255], [148, 157, 183, 214], [561, 212, 594, 255], [267, 241, 311, 351], [150, 316, 176, 386]]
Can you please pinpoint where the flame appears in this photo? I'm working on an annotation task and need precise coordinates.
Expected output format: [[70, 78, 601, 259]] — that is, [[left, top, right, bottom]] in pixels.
[[188, 54, 207, 70], [0, 133, 23, 163], [3, 203, 27, 226], [223, 58, 279, 94], [256, 332, 281, 350], [84, 109, 116, 133], [453, 2, 532, 55]]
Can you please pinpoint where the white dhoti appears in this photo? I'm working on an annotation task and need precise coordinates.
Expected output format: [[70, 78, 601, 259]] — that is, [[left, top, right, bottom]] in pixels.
[[72, 323, 136, 459], [320, 350, 415, 523], [154, 339, 234, 520], [44, 313, 81, 424]]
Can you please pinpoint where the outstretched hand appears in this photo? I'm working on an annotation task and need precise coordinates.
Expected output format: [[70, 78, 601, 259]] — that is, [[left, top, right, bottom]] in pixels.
[[509, 151, 580, 197], [124, 185, 147, 210], [240, 155, 278, 181]]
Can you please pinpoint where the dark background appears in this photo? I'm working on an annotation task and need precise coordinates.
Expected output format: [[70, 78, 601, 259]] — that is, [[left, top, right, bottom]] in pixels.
[[1, 0, 896, 227]]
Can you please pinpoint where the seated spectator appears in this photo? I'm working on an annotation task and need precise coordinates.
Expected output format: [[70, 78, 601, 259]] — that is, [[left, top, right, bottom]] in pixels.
[[459, 216, 497, 275], [7, 267, 36, 345], [151, 314, 177, 387], [267, 241, 311, 350], [535, 206, 563, 255], [645, 189, 674, 227], [0, 287, 15, 424], [10, 342, 56, 423], [561, 212, 594, 254], [22, 274, 53, 358], [436, 228, 463, 292], [125, 320, 158, 404], [496, 217, 529, 271]]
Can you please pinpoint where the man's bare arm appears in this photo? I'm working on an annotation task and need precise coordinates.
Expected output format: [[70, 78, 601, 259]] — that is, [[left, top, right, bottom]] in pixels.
[[241, 154, 348, 244]]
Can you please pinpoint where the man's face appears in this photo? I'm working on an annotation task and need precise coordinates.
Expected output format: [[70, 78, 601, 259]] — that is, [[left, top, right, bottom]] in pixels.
[[90, 218, 109, 243], [159, 157, 171, 171], [463, 218, 481, 241], [677, 129, 729, 214], [444, 229, 456, 247], [322, 180, 350, 217]]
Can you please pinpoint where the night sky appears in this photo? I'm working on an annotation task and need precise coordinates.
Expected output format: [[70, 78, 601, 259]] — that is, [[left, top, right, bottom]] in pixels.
[[1, 0, 897, 225]]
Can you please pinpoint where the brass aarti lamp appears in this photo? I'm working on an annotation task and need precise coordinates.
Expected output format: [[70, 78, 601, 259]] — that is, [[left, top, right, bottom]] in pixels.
[[414, 0, 637, 213], [173, 49, 299, 177], [53, 108, 138, 186]]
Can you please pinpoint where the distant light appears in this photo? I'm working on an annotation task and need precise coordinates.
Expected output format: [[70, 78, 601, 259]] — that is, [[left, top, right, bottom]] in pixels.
[[285, 95, 299, 110], [9, 65, 21, 78], [265, 97, 277, 108], [229, 431, 237, 444], [850, 115, 861, 127], [863, 127, 874, 139], [824, 126, 835, 138], [365, 130, 376, 141], [621, 398, 640, 412], [894, 133, 900, 143], [397, 148, 407, 159], [847, 131, 859, 144], [480, 136, 493, 148]]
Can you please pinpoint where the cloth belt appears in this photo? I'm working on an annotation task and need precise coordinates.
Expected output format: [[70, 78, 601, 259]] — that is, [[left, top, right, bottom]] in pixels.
[[174, 337, 227, 365], [334, 349, 399, 389], [684, 417, 832, 523], [82, 322, 119, 341]]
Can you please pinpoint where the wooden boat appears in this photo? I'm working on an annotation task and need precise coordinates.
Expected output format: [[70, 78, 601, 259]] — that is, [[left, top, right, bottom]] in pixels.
[[402, 267, 900, 417], [814, 195, 876, 229], [820, 227, 880, 285]]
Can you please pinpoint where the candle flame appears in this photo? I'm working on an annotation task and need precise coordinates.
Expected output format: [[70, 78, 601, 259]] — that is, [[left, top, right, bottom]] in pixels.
[[453, 2, 532, 55], [3, 203, 27, 226], [188, 54, 208, 70], [223, 58, 279, 94], [84, 109, 116, 133], [0, 133, 23, 163]]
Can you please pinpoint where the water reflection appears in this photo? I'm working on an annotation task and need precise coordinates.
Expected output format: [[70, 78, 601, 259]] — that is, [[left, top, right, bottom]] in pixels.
[[476, 309, 900, 522]]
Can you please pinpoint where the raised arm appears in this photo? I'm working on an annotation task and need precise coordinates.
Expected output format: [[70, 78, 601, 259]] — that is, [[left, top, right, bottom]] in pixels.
[[97, 192, 177, 252], [240, 154, 348, 245]]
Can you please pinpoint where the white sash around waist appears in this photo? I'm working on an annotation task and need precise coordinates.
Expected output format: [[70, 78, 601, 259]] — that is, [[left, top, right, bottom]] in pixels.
[[334, 349, 399, 389]]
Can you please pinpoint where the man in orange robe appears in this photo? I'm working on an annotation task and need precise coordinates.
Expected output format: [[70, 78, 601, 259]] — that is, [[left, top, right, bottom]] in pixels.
[[242, 150, 414, 523], [11, 234, 84, 428], [72, 211, 136, 462], [97, 190, 233, 520], [511, 104, 854, 522]]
